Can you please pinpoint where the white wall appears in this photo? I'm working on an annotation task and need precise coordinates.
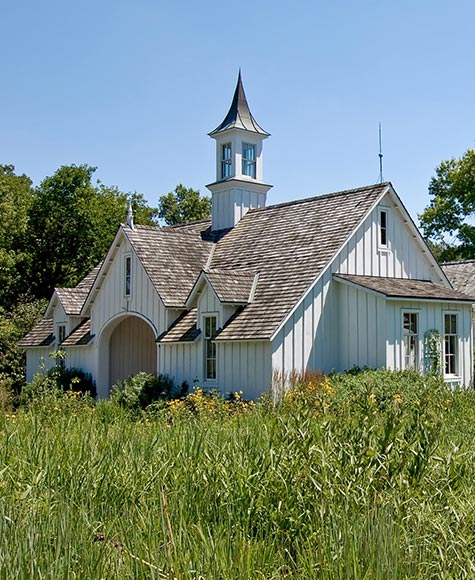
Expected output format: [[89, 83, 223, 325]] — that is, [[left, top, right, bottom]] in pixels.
[[25, 348, 55, 382], [337, 283, 386, 371], [385, 300, 473, 386], [90, 234, 165, 338], [271, 192, 459, 382]]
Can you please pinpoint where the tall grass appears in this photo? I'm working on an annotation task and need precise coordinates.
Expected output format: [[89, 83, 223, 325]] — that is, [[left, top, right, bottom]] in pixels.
[[1, 370, 475, 578]]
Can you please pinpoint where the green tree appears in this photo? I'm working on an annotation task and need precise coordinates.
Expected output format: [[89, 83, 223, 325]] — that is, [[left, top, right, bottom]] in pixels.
[[158, 184, 211, 226], [419, 149, 475, 261], [0, 299, 46, 396], [28, 164, 157, 299], [0, 165, 35, 308]]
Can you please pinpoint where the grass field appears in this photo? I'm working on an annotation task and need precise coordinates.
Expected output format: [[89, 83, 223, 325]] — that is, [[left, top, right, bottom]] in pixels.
[[1, 369, 475, 579]]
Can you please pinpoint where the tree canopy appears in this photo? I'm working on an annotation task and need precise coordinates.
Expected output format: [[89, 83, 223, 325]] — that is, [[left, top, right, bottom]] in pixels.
[[158, 184, 211, 226], [28, 164, 158, 299], [0, 165, 35, 308], [419, 149, 475, 261]]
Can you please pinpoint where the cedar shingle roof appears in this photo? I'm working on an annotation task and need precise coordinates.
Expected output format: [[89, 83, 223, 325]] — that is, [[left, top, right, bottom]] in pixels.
[[123, 222, 215, 308], [335, 274, 475, 302], [205, 269, 257, 304], [210, 183, 389, 340], [55, 263, 102, 315], [61, 319, 94, 346], [157, 308, 200, 343], [441, 260, 475, 298], [18, 319, 54, 348]]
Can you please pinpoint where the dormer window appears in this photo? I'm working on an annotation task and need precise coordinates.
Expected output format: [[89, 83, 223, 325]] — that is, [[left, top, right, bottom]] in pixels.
[[57, 324, 66, 345], [125, 256, 131, 296], [221, 143, 232, 178], [242, 143, 256, 178]]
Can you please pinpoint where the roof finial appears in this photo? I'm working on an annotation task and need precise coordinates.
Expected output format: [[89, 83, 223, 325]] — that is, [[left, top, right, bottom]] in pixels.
[[126, 199, 134, 229], [378, 122, 384, 183]]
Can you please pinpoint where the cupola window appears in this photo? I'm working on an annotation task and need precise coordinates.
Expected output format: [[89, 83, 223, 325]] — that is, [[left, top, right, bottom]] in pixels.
[[242, 143, 256, 178], [221, 143, 232, 178]]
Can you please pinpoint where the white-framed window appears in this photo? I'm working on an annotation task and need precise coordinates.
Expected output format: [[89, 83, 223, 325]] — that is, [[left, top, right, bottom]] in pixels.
[[203, 315, 217, 381], [124, 256, 131, 297], [242, 143, 256, 178], [221, 143, 232, 178], [57, 324, 66, 344], [403, 311, 418, 370], [443, 312, 458, 376], [379, 209, 388, 248]]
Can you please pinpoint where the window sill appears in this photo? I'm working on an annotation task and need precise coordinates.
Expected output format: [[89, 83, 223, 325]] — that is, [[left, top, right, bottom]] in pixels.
[[377, 247, 391, 254]]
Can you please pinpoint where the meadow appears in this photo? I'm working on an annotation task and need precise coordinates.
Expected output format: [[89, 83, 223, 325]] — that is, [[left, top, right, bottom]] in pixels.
[[1, 369, 475, 579]]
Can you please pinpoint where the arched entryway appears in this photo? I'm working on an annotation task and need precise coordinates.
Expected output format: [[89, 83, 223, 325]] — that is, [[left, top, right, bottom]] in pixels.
[[97, 314, 158, 397]]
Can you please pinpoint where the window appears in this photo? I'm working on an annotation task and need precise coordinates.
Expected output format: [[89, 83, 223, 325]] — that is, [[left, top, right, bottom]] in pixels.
[[403, 312, 418, 370], [444, 313, 458, 375], [242, 143, 256, 178], [203, 316, 217, 380], [221, 143, 232, 178], [380, 209, 388, 247], [125, 256, 131, 296], [57, 324, 66, 344]]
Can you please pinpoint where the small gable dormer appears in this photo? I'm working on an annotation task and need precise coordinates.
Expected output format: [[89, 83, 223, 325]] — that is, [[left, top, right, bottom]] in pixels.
[[207, 72, 272, 231]]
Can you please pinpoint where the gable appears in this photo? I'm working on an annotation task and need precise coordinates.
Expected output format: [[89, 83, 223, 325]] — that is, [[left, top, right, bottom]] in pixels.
[[210, 183, 389, 341]]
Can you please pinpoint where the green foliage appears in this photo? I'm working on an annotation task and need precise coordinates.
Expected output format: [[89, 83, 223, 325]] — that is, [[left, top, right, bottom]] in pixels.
[[0, 165, 35, 308], [110, 372, 184, 410], [0, 299, 46, 396], [2, 370, 475, 578], [27, 164, 158, 299], [158, 183, 211, 225], [419, 148, 475, 261]]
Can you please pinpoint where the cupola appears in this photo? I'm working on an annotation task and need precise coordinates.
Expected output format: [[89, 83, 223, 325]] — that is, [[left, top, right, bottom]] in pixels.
[[207, 71, 272, 231]]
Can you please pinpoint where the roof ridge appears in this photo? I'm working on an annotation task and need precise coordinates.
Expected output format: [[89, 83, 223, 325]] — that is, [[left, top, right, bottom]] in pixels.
[[247, 182, 391, 214], [442, 259, 475, 265]]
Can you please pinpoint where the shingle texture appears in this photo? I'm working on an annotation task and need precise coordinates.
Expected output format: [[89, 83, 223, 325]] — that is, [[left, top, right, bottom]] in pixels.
[[61, 319, 94, 346], [55, 263, 102, 315], [441, 260, 475, 298], [210, 183, 389, 340], [123, 221, 215, 308], [157, 308, 200, 343], [205, 269, 257, 304], [18, 319, 54, 348], [335, 274, 475, 302]]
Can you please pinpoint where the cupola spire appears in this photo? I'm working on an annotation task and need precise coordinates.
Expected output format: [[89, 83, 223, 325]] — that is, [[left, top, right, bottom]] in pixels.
[[207, 72, 272, 231], [209, 70, 269, 137]]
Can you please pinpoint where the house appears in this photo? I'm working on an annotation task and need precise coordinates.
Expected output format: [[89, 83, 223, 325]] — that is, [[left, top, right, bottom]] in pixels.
[[19, 73, 475, 397]]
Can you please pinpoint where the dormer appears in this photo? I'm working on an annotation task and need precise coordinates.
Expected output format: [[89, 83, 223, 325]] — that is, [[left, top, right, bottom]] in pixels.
[[207, 72, 272, 231]]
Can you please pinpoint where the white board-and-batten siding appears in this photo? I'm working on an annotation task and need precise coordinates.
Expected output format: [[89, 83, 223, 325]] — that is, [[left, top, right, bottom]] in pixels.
[[89, 235, 165, 339], [25, 348, 55, 382], [271, 193, 458, 381], [385, 300, 473, 386]]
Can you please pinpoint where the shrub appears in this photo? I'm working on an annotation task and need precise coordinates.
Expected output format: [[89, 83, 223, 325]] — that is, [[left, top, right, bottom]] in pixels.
[[110, 373, 185, 410]]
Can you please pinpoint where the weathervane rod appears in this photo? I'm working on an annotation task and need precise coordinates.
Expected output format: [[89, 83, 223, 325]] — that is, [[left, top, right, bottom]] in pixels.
[[378, 122, 384, 183]]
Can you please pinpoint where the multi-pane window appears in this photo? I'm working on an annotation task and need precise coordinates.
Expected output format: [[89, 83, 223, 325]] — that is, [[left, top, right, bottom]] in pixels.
[[380, 210, 388, 247], [444, 313, 457, 375], [204, 316, 217, 380], [221, 143, 232, 178], [125, 256, 131, 296], [403, 312, 418, 370], [242, 143, 256, 178]]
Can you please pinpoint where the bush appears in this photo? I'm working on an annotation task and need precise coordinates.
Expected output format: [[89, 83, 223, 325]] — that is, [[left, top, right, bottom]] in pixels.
[[110, 372, 186, 410]]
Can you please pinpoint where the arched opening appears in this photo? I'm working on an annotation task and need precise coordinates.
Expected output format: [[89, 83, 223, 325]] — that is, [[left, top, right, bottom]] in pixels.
[[97, 314, 158, 397]]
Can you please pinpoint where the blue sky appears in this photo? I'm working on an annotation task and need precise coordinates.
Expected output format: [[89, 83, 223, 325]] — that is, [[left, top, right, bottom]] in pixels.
[[2, 0, 474, 222]]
